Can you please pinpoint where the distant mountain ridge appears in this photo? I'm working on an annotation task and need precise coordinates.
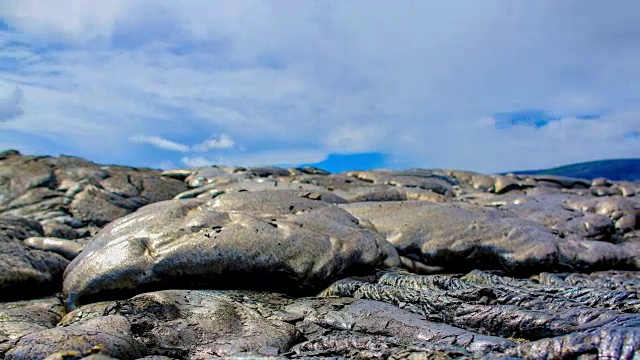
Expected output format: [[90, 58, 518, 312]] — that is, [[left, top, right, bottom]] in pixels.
[[508, 159, 640, 181]]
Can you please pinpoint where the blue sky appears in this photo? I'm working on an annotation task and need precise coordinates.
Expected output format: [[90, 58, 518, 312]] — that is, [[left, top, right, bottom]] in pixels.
[[0, 1, 639, 173]]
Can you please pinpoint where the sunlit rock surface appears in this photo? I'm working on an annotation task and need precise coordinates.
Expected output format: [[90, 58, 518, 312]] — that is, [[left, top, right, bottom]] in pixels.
[[63, 191, 397, 309], [341, 200, 638, 274], [0, 150, 639, 359]]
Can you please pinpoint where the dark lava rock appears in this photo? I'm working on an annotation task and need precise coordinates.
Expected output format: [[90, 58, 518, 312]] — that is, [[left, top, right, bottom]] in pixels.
[[3, 152, 640, 359], [4, 313, 146, 360], [6, 290, 297, 360], [471, 194, 620, 242], [500, 326, 639, 360], [341, 201, 639, 274], [284, 296, 515, 357], [6, 289, 517, 360], [0, 217, 69, 300], [526, 175, 591, 189], [347, 170, 455, 196], [294, 166, 331, 175], [0, 154, 187, 237], [537, 270, 640, 293], [321, 271, 639, 359], [296, 174, 379, 194], [0, 296, 66, 353], [174, 178, 348, 204], [63, 191, 398, 309], [243, 166, 292, 178], [463, 269, 640, 313]]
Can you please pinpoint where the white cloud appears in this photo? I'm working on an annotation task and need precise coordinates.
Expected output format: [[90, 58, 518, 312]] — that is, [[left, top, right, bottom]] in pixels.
[[221, 149, 327, 167], [0, 1, 639, 171], [130, 135, 189, 152], [156, 160, 178, 170], [192, 134, 235, 151], [180, 156, 212, 168], [477, 117, 497, 128], [0, 0, 124, 44], [417, 109, 640, 173], [182, 149, 326, 168], [324, 124, 390, 153], [0, 83, 24, 121]]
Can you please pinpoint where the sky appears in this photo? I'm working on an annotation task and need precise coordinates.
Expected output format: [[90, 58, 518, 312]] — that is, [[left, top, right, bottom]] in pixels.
[[0, 1, 639, 173]]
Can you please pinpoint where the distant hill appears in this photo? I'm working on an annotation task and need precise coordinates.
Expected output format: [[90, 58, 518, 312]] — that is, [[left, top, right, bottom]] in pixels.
[[509, 159, 640, 181]]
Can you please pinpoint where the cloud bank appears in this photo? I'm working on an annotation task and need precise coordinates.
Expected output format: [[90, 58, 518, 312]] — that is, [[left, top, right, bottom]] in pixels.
[[0, 1, 638, 172]]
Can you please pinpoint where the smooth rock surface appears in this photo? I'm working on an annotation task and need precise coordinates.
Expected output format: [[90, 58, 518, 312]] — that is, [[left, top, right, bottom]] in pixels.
[[341, 201, 640, 274], [472, 194, 620, 241], [24, 236, 84, 260], [64, 191, 398, 308]]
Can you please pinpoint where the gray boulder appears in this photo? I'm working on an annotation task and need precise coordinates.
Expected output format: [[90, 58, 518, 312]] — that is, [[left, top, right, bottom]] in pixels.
[[23, 236, 84, 260], [0, 217, 69, 300], [341, 201, 639, 274], [471, 194, 618, 242], [63, 191, 398, 308]]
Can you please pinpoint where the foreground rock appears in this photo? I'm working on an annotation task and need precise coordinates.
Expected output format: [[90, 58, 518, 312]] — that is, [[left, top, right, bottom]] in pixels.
[[322, 270, 639, 359], [0, 296, 65, 353], [64, 191, 398, 309], [7, 270, 639, 359], [285, 296, 515, 358], [6, 289, 516, 359], [6, 290, 296, 359]]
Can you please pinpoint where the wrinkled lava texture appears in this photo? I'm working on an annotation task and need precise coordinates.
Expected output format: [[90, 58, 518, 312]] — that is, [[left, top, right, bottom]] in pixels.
[[1, 149, 638, 359]]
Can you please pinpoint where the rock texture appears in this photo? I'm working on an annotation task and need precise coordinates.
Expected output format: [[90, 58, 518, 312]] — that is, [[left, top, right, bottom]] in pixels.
[[0, 296, 66, 353], [0, 150, 638, 359]]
